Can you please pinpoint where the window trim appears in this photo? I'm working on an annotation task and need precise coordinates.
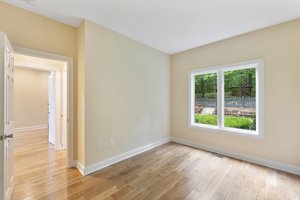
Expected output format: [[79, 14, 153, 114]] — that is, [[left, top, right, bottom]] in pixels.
[[188, 59, 264, 139]]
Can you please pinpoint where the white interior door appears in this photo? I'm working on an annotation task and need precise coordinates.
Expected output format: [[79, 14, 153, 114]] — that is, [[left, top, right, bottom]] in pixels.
[[0, 32, 14, 200], [48, 72, 56, 145], [61, 69, 67, 150]]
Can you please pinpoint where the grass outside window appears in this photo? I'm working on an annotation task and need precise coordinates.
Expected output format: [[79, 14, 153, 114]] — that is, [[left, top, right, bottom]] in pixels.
[[194, 114, 255, 130]]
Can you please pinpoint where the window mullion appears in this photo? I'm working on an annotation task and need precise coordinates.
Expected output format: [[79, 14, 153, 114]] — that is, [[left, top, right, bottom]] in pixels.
[[217, 70, 223, 129]]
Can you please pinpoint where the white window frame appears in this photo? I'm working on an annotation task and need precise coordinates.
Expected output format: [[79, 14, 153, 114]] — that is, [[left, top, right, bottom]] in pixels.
[[188, 59, 264, 138]]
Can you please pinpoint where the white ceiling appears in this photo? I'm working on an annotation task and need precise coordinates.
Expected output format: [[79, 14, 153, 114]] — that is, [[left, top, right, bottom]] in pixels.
[[2, 0, 300, 54]]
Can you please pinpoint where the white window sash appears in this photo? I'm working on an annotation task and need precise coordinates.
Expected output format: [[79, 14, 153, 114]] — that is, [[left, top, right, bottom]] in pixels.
[[189, 59, 264, 138]]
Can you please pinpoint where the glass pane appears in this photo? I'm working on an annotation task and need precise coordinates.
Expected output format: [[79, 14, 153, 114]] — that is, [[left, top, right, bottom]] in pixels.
[[224, 68, 256, 131], [194, 72, 218, 126]]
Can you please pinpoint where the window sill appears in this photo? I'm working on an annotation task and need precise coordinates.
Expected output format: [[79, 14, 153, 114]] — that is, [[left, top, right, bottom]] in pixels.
[[189, 123, 263, 139]]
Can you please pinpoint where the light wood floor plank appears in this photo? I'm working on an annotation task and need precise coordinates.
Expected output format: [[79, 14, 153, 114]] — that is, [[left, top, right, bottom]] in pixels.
[[12, 130, 300, 200]]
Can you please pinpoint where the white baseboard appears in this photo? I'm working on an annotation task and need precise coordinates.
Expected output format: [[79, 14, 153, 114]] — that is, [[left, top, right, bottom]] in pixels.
[[14, 125, 48, 133], [76, 161, 85, 176], [171, 137, 300, 176], [76, 137, 171, 175]]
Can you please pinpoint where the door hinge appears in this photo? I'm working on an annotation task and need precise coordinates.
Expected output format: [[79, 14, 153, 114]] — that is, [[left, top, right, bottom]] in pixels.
[[0, 134, 13, 140]]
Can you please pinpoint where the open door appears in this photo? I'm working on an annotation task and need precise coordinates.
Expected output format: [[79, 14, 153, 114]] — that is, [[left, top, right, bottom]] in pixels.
[[48, 71, 56, 145], [0, 33, 14, 200]]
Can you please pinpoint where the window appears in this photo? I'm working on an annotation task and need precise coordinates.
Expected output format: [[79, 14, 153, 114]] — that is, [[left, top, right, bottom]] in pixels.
[[189, 60, 263, 137]]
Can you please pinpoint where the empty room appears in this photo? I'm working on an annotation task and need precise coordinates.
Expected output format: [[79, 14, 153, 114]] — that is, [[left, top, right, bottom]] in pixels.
[[0, 0, 300, 199]]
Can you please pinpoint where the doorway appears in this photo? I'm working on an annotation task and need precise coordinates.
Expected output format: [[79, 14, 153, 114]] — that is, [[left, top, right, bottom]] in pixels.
[[13, 53, 68, 148], [12, 48, 74, 166], [10, 49, 75, 199], [47, 69, 68, 149]]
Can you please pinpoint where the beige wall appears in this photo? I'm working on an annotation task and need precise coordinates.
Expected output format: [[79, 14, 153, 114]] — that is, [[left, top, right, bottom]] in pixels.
[[0, 2, 77, 58], [171, 19, 300, 167], [0, 1, 77, 157], [77, 21, 86, 165], [14, 67, 49, 128], [81, 20, 170, 166]]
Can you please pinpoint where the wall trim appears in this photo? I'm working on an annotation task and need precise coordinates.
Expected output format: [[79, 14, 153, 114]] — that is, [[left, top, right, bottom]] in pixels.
[[171, 137, 300, 176], [14, 125, 48, 133], [76, 161, 85, 176], [76, 137, 171, 175]]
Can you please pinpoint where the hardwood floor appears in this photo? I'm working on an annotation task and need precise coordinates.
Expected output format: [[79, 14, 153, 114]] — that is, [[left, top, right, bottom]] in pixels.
[[12, 130, 300, 200]]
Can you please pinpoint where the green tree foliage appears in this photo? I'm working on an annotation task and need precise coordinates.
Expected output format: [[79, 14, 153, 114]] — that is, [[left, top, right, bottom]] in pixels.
[[195, 73, 217, 98], [194, 114, 256, 130], [224, 68, 256, 97], [195, 68, 256, 98]]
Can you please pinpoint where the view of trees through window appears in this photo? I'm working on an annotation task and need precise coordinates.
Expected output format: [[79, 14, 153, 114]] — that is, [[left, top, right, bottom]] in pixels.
[[194, 67, 256, 131], [194, 72, 218, 126]]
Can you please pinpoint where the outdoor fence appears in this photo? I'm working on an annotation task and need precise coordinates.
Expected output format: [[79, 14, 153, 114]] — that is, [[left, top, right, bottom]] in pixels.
[[195, 97, 256, 108]]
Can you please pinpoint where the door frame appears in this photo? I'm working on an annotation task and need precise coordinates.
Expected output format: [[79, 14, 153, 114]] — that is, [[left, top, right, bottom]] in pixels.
[[13, 47, 75, 168]]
